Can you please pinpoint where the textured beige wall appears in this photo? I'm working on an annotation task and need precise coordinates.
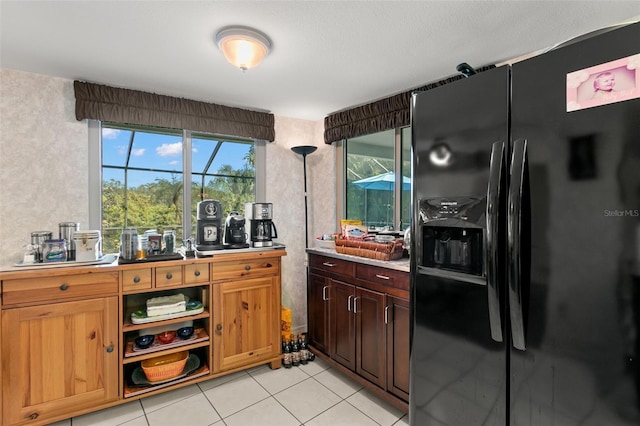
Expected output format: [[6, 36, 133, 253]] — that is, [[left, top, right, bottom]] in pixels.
[[0, 69, 89, 265], [269, 116, 336, 332], [0, 68, 335, 332]]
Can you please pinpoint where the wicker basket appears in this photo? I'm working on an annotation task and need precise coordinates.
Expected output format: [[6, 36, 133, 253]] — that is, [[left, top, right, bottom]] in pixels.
[[334, 237, 404, 261], [141, 351, 188, 382]]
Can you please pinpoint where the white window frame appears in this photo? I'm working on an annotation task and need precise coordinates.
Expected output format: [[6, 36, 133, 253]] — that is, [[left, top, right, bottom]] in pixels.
[[87, 120, 266, 236]]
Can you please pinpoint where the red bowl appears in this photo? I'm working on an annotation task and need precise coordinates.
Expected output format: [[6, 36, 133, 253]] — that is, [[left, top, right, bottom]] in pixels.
[[157, 330, 176, 344]]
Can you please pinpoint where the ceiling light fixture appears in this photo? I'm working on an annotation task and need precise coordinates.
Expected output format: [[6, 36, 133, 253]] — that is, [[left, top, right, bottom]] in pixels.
[[216, 27, 271, 72]]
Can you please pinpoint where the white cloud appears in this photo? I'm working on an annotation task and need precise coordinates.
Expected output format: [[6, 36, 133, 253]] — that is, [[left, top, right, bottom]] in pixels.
[[102, 128, 121, 139], [169, 160, 179, 165], [157, 142, 182, 157], [117, 146, 145, 156]]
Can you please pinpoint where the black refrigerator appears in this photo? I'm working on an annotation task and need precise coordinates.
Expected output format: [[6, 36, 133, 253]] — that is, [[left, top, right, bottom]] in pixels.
[[410, 22, 640, 425]]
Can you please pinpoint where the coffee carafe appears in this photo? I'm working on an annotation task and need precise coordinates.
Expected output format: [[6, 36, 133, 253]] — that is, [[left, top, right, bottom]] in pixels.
[[245, 203, 278, 247], [223, 211, 249, 249], [195, 200, 224, 252]]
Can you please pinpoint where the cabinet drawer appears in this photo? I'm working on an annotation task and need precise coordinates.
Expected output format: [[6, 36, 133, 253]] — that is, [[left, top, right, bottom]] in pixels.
[[212, 258, 279, 281], [155, 265, 183, 287], [185, 263, 209, 284], [309, 255, 355, 277], [3, 272, 118, 305], [122, 269, 152, 292], [356, 264, 409, 291]]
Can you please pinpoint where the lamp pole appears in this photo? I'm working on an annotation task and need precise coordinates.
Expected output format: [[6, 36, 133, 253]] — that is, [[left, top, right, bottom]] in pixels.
[[291, 145, 317, 248]]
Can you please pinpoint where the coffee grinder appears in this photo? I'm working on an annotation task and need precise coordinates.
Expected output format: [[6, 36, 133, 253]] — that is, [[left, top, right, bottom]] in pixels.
[[195, 199, 224, 254], [245, 203, 278, 247], [223, 211, 249, 249]]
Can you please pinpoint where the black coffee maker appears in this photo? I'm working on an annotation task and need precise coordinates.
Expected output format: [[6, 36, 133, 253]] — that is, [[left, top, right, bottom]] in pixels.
[[223, 211, 249, 249], [195, 200, 224, 253], [245, 203, 278, 247]]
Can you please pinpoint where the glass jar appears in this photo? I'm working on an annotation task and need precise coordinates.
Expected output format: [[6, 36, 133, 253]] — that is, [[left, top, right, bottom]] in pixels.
[[137, 234, 148, 259], [43, 239, 67, 263], [120, 228, 138, 260], [163, 229, 175, 253]]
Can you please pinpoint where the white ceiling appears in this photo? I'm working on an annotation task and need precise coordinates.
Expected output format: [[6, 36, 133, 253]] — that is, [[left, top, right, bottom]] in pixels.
[[1, 1, 639, 121]]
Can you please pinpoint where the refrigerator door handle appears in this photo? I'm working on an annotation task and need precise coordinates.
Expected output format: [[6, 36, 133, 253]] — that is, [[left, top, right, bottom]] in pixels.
[[486, 140, 505, 343], [508, 138, 527, 351]]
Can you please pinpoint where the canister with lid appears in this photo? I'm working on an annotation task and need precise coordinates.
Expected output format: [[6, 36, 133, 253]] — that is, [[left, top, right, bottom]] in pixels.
[[73, 230, 102, 262], [59, 222, 80, 261], [43, 239, 67, 263], [163, 229, 176, 253], [30, 231, 53, 263], [120, 228, 138, 260]]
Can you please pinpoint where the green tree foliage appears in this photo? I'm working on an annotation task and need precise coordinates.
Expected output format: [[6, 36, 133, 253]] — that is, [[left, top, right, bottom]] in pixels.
[[102, 153, 254, 254]]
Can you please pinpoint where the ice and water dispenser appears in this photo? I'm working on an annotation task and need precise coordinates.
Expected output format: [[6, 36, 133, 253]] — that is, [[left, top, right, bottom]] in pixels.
[[419, 197, 484, 276]]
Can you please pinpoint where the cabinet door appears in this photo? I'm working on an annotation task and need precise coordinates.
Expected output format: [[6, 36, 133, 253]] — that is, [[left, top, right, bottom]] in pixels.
[[355, 287, 386, 388], [386, 296, 410, 401], [2, 297, 119, 425], [308, 272, 330, 355], [213, 276, 280, 372], [330, 280, 356, 371]]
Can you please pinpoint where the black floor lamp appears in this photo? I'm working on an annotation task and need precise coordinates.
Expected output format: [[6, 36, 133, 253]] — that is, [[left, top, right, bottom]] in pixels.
[[291, 145, 317, 248]]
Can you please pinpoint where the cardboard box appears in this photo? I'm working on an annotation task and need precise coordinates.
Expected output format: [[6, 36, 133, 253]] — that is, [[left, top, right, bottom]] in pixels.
[[281, 306, 292, 338]]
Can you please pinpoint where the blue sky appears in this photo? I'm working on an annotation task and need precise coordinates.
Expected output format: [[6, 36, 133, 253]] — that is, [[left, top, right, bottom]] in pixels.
[[102, 128, 251, 187]]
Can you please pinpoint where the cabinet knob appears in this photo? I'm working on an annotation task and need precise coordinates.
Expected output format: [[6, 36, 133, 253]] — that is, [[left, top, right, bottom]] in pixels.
[[106, 344, 114, 353], [29, 413, 39, 420], [133, 276, 140, 283], [166, 273, 173, 279], [59, 284, 68, 291], [194, 270, 201, 277], [216, 324, 222, 335], [245, 265, 251, 271]]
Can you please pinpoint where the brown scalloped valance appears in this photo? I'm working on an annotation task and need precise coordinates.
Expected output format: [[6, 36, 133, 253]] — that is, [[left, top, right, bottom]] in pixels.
[[74, 81, 275, 141], [324, 64, 495, 144]]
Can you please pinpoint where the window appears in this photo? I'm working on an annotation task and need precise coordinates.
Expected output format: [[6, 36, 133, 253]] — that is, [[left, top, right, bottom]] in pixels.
[[344, 127, 411, 231], [99, 123, 258, 253]]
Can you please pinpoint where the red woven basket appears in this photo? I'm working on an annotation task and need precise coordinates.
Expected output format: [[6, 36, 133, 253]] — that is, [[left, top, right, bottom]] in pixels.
[[334, 237, 404, 261]]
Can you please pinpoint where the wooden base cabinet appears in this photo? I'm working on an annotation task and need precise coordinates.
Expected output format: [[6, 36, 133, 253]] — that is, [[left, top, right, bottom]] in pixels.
[[330, 280, 356, 370], [2, 296, 119, 425], [212, 254, 282, 372], [307, 272, 330, 355], [1, 249, 285, 425], [355, 286, 386, 388], [213, 276, 280, 371], [308, 253, 409, 411], [386, 296, 410, 401]]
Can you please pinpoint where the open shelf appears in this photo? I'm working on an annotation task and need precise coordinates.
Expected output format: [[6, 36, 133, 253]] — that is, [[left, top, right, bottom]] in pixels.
[[122, 308, 210, 332], [123, 328, 210, 362], [123, 352, 210, 398]]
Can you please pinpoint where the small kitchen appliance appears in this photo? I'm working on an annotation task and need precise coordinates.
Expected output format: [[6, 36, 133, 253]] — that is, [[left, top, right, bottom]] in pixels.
[[223, 211, 249, 249], [195, 200, 224, 253], [245, 202, 278, 247]]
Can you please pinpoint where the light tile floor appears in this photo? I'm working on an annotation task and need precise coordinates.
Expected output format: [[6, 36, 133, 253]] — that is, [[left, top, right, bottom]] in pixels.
[[49, 358, 409, 426]]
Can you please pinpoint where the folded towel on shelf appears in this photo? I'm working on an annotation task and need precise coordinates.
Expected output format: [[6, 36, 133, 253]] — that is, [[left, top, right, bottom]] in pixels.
[[146, 293, 187, 317]]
